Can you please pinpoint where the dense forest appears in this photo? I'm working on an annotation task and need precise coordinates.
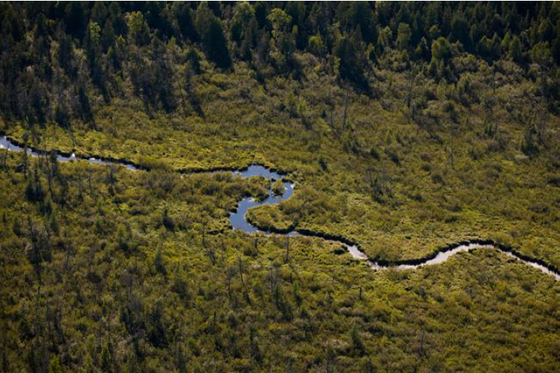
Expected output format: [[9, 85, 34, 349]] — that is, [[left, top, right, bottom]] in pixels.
[[1, 2, 559, 122], [1, 2, 560, 373]]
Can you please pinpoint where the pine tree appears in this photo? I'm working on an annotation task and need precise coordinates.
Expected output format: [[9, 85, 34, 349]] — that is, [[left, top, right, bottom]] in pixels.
[[203, 16, 231, 69], [397, 23, 412, 51], [509, 36, 523, 62]]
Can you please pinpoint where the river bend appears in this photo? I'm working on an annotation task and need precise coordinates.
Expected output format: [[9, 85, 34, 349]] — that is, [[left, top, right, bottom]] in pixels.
[[1, 135, 558, 280]]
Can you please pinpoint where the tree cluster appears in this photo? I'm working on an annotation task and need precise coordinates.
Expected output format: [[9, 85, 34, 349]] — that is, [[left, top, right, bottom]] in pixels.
[[0, 2, 558, 123]]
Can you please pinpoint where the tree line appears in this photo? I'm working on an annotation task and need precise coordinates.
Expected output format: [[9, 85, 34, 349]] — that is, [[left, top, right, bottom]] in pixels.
[[0, 2, 559, 125]]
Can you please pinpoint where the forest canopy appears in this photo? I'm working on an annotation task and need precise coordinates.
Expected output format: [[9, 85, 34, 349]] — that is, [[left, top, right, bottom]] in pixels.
[[0, 2, 559, 124]]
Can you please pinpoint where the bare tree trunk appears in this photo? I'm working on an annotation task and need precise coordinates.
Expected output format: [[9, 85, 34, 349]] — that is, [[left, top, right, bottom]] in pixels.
[[22, 149, 28, 179], [178, 70, 190, 117], [342, 87, 350, 131], [237, 257, 246, 289], [226, 267, 234, 301], [407, 70, 416, 110], [448, 122, 455, 171], [1, 149, 6, 169], [237, 257, 251, 304], [202, 223, 206, 248], [416, 330, 427, 357], [328, 87, 336, 133], [285, 236, 290, 262]]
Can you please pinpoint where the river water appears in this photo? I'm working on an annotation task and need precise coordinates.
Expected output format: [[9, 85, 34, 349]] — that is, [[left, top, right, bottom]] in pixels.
[[1, 135, 558, 280], [0, 136, 138, 170], [229, 165, 296, 234]]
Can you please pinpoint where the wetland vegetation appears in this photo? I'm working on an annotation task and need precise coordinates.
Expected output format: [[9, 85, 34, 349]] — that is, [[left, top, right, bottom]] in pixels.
[[1, 2, 560, 372]]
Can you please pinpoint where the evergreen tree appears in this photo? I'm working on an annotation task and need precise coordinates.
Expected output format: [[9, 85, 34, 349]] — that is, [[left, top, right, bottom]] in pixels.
[[509, 35, 523, 62], [177, 3, 198, 42], [267, 8, 295, 70], [203, 16, 231, 69], [77, 81, 93, 123], [231, 2, 253, 44], [334, 35, 368, 91], [128, 11, 150, 47], [397, 23, 412, 51], [64, 2, 86, 39], [91, 2, 108, 26], [451, 12, 469, 47], [101, 20, 116, 53]]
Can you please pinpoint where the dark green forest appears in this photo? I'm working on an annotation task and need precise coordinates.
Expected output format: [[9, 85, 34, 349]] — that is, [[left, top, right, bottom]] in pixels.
[[1, 2, 559, 122], [1, 2, 560, 373]]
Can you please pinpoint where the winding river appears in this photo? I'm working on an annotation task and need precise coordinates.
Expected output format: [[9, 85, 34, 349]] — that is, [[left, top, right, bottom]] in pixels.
[[2, 135, 559, 281]]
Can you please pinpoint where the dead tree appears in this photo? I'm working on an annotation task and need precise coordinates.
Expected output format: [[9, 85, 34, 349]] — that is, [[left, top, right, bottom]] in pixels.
[[342, 87, 350, 131], [284, 236, 290, 262]]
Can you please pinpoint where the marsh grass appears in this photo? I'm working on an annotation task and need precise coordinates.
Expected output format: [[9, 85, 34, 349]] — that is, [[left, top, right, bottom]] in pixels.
[[0, 152, 558, 371]]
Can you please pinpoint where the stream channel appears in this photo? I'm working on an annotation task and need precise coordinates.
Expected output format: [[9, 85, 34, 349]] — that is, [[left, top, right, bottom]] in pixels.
[[2, 135, 558, 281]]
